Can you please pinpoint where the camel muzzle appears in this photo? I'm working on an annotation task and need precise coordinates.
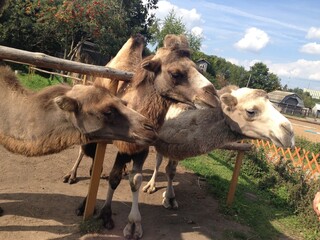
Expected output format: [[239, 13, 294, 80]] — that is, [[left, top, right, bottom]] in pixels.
[[194, 85, 220, 108]]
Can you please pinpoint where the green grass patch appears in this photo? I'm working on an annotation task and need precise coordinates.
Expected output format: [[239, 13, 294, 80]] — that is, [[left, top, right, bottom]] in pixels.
[[181, 149, 320, 240], [17, 72, 70, 91], [79, 218, 104, 234]]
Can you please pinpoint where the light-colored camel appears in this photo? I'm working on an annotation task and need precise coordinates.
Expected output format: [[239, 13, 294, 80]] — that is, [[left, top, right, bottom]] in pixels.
[[0, 65, 157, 215], [143, 85, 295, 210], [77, 34, 220, 239], [63, 34, 145, 184]]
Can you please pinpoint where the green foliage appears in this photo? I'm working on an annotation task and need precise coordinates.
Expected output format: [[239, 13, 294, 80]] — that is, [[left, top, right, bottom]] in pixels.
[[295, 136, 320, 154], [79, 218, 103, 234], [17, 72, 67, 91], [150, 9, 203, 53], [0, 0, 158, 58], [182, 146, 320, 239], [246, 62, 281, 92]]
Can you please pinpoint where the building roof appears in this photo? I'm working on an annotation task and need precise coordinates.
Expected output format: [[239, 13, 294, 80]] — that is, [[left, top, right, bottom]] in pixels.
[[268, 90, 295, 103], [196, 59, 210, 65], [268, 90, 304, 107]]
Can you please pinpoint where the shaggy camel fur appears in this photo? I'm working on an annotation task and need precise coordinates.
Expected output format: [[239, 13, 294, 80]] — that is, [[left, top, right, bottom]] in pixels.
[[63, 34, 145, 184], [143, 86, 295, 209], [0, 65, 157, 215], [77, 34, 220, 239]]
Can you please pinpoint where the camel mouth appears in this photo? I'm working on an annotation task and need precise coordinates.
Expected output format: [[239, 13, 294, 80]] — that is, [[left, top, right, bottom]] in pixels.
[[268, 132, 294, 149], [132, 132, 158, 145]]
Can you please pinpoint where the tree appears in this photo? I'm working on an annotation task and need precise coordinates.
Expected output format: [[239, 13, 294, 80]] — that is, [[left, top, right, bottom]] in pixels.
[[150, 9, 202, 53], [0, 0, 158, 59], [246, 62, 281, 92]]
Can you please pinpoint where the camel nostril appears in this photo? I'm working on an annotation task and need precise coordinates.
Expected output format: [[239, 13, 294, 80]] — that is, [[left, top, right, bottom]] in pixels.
[[281, 122, 293, 135]]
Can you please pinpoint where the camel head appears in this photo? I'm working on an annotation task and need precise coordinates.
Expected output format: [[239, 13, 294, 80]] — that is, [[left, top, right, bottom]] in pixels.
[[220, 87, 295, 148], [140, 35, 220, 109], [54, 85, 157, 145]]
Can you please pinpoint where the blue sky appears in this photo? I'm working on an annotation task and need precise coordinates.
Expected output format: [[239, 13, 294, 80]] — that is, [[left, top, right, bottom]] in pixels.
[[150, 0, 320, 90]]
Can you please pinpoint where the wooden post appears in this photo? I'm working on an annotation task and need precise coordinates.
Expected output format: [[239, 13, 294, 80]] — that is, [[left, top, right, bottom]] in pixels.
[[83, 142, 107, 220], [83, 72, 120, 220], [226, 150, 245, 206], [83, 74, 88, 85]]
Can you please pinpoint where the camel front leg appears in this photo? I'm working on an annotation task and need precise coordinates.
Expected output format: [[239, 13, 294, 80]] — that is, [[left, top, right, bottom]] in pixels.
[[63, 147, 84, 184], [142, 151, 163, 194], [162, 159, 179, 209], [123, 150, 148, 240], [98, 152, 130, 229]]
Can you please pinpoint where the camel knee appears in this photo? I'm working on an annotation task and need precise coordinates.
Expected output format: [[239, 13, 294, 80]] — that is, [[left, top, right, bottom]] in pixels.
[[109, 169, 123, 190], [165, 161, 177, 180], [129, 171, 142, 192]]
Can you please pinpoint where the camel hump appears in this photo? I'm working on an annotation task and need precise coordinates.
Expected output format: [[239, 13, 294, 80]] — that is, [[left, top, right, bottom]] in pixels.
[[0, 65, 29, 94], [163, 34, 189, 49], [130, 33, 145, 50]]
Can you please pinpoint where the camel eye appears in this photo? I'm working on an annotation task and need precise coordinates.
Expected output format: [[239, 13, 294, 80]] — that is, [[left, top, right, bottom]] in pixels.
[[170, 71, 183, 80], [246, 109, 256, 118], [103, 108, 115, 121]]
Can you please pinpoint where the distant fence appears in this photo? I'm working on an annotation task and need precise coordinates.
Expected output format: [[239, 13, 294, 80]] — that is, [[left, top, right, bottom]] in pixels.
[[252, 139, 320, 181]]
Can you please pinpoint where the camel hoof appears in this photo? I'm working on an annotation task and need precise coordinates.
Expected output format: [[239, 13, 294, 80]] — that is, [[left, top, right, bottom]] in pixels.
[[123, 222, 143, 240], [103, 218, 114, 230], [63, 174, 70, 183], [63, 174, 77, 184], [162, 197, 179, 210], [142, 183, 156, 194]]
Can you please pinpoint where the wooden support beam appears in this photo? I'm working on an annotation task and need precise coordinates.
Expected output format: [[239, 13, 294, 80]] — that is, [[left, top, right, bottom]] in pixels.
[[0, 45, 133, 81], [83, 142, 107, 220], [226, 151, 245, 206]]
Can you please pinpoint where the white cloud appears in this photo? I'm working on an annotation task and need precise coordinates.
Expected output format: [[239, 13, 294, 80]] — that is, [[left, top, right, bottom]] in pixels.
[[306, 27, 320, 39], [234, 27, 270, 52], [225, 57, 320, 81], [300, 42, 320, 54], [152, 0, 203, 32], [269, 59, 320, 81], [191, 26, 203, 37]]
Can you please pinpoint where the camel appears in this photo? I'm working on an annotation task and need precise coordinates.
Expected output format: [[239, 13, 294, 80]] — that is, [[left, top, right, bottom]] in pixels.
[[76, 34, 220, 239], [0, 65, 158, 215], [143, 85, 295, 210], [63, 34, 145, 184]]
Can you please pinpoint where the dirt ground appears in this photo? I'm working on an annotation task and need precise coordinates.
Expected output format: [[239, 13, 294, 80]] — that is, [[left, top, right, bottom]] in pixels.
[[0, 117, 318, 240]]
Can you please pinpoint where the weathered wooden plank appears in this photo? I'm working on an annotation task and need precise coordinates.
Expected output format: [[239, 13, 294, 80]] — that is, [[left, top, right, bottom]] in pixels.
[[0, 45, 133, 81]]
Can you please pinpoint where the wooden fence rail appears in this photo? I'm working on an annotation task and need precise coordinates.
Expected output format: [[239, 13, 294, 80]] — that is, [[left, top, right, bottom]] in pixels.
[[252, 139, 320, 180]]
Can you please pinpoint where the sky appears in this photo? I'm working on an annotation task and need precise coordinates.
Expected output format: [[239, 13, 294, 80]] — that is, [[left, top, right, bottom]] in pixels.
[[149, 0, 320, 90]]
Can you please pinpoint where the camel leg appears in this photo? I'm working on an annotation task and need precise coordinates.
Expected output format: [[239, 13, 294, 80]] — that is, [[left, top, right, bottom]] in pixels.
[[162, 159, 179, 209], [63, 147, 84, 184], [142, 151, 163, 194], [98, 151, 131, 230], [123, 149, 148, 240]]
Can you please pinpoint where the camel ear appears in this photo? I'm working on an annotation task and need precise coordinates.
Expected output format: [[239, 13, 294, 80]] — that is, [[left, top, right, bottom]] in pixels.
[[141, 58, 161, 73], [54, 96, 79, 112], [220, 93, 238, 109]]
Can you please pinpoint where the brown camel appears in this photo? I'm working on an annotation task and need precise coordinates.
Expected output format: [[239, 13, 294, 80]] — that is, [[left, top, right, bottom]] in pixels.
[[63, 34, 145, 184], [0, 65, 157, 215], [143, 85, 295, 209], [76, 34, 220, 239]]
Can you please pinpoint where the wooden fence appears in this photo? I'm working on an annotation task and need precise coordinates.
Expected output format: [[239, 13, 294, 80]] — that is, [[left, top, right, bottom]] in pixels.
[[252, 139, 320, 181]]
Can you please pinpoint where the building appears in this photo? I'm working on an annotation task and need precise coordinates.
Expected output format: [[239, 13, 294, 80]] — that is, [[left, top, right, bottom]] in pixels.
[[196, 59, 210, 73], [303, 88, 320, 100], [268, 90, 307, 116], [312, 103, 320, 118]]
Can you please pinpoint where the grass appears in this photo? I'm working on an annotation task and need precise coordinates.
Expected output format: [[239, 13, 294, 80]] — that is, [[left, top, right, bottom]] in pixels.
[[17, 72, 70, 90], [181, 150, 319, 240]]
